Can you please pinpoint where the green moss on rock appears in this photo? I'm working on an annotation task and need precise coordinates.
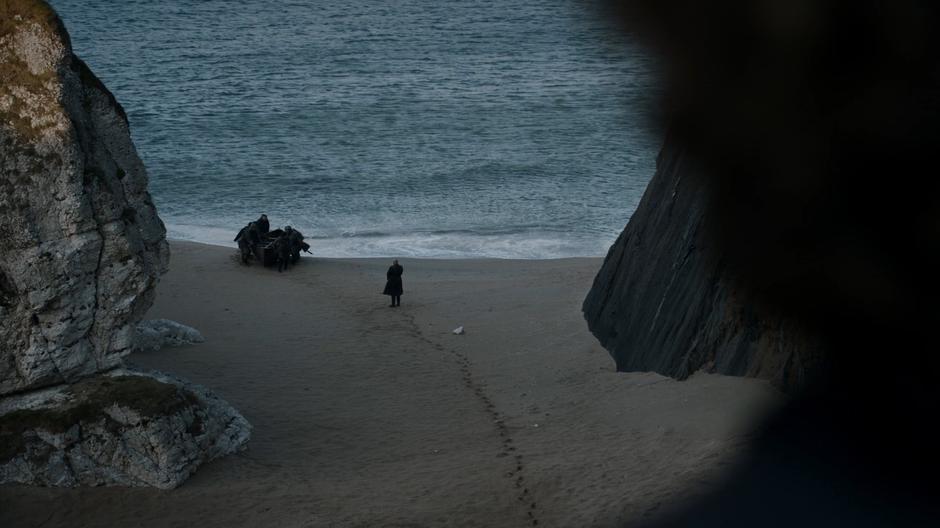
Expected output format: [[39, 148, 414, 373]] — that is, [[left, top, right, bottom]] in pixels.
[[0, 0, 69, 142], [0, 0, 68, 43]]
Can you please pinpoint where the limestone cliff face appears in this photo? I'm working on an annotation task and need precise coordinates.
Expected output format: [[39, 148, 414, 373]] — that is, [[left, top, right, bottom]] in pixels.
[[583, 141, 820, 391], [0, 2, 249, 489], [0, 1, 169, 395]]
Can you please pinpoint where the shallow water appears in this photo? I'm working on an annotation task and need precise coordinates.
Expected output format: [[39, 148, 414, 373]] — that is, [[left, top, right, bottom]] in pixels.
[[51, 0, 660, 258]]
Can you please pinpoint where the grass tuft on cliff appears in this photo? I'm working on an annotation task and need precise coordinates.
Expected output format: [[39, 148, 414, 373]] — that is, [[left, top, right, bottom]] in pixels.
[[0, 0, 70, 141], [0, 0, 67, 42]]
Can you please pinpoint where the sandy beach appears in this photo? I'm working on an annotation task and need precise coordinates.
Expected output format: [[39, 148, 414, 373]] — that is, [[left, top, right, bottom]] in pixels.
[[1, 241, 781, 527]]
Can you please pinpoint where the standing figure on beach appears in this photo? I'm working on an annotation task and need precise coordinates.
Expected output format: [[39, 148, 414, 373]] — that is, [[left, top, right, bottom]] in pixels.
[[383, 259, 404, 307]]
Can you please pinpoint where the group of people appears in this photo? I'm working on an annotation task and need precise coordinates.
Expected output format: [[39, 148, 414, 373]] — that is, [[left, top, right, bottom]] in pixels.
[[234, 213, 405, 305], [234, 213, 310, 272]]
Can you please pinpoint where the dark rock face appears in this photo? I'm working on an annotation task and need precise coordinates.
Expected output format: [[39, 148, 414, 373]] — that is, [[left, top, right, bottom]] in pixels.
[[583, 141, 821, 391]]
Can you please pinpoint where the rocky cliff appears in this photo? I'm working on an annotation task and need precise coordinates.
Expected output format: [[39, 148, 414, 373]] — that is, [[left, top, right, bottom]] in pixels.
[[583, 141, 820, 391], [1, 0, 168, 395], [0, 0, 249, 488]]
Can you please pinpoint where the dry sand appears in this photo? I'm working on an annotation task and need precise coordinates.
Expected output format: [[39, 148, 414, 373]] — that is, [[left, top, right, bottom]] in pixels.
[[1, 241, 782, 527]]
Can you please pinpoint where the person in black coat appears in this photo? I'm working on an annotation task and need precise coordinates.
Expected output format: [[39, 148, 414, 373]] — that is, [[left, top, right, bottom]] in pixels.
[[234, 221, 262, 264], [285, 226, 305, 263], [256, 214, 269, 235], [383, 259, 403, 307]]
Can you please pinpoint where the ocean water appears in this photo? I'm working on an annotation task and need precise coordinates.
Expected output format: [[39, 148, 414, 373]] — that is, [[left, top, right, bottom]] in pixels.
[[50, 0, 660, 258]]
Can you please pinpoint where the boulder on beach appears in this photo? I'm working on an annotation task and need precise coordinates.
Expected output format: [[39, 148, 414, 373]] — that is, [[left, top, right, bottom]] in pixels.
[[0, 368, 250, 489], [135, 319, 205, 352]]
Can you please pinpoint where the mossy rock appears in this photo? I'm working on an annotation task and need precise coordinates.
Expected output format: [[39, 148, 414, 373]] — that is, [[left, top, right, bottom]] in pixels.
[[0, 375, 200, 461], [0, 0, 68, 143], [0, 0, 65, 40]]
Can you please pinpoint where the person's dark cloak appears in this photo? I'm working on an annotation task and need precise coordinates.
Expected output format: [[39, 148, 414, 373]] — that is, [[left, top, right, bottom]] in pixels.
[[256, 215, 270, 234], [383, 264, 403, 296]]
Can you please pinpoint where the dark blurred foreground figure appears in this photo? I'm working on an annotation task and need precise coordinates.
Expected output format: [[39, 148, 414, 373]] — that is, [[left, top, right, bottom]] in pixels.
[[603, 0, 940, 526], [384, 260, 403, 307]]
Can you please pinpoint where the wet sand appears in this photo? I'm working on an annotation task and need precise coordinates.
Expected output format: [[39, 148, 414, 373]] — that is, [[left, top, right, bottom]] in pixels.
[[1, 241, 781, 527]]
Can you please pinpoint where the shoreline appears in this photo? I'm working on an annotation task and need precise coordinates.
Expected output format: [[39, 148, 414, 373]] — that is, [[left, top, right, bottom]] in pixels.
[[1, 240, 781, 527], [168, 237, 612, 262]]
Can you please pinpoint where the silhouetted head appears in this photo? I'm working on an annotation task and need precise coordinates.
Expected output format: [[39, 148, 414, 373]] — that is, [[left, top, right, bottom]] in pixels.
[[393, 259, 399, 266]]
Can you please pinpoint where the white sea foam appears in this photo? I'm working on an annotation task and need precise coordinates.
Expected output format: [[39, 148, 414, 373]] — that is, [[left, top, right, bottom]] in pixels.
[[166, 222, 613, 259]]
